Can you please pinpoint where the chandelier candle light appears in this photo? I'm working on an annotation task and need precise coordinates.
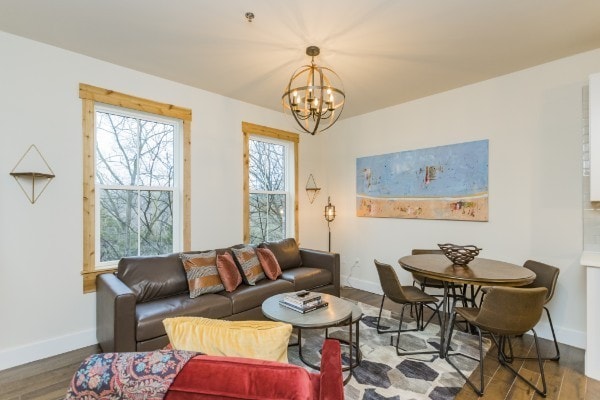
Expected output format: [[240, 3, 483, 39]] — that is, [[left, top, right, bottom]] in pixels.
[[282, 46, 345, 135]]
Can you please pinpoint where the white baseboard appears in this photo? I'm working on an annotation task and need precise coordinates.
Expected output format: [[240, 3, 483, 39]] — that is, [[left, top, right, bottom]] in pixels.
[[342, 274, 383, 295], [0, 329, 97, 371], [534, 321, 586, 350], [341, 274, 586, 350]]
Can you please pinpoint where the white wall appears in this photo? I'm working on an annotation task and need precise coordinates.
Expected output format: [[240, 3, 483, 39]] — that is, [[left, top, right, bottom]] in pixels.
[[0, 31, 326, 370], [321, 48, 600, 349]]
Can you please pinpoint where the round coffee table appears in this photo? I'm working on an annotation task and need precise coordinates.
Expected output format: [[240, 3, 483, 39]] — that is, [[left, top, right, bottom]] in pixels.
[[262, 292, 362, 383]]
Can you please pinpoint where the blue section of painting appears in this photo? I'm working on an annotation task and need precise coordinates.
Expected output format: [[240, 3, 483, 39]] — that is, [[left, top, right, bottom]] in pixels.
[[356, 140, 488, 198]]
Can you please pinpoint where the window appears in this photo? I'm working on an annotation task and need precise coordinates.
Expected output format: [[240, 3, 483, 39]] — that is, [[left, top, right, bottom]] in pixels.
[[80, 84, 191, 292], [95, 106, 179, 264], [242, 122, 298, 244]]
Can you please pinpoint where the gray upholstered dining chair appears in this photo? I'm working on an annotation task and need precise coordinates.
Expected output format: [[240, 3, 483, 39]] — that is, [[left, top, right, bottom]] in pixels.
[[519, 260, 561, 361], [374, 259, 442, 356], [446, 286, 548, 397]]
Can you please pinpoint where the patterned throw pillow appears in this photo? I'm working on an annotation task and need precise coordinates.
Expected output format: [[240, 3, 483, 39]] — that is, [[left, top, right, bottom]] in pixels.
[[231, 246, 265, 285], [180, 251, 224, 298], [216, 253, 242, 292], [255, 248, 282, 280]]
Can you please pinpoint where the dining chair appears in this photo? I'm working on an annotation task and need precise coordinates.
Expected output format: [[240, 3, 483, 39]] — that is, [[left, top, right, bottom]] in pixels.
[[374, 259, 442, 356], [446, 286, 548, 397], [519, 260, 561, 361], [477, 259, 561, 361]]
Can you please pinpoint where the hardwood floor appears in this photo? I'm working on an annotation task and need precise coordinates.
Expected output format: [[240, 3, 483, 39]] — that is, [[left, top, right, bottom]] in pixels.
[[0, 344, 100, 400], [0, 287, 597, 399]]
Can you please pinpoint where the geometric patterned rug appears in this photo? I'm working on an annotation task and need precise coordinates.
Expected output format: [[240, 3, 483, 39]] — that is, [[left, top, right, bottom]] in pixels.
[[287, 300, 491, 400]]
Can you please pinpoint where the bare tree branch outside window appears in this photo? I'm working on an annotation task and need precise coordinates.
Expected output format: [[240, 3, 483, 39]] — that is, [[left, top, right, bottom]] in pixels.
[[96, 110, 175, 262], [248, 139, 288, 244]]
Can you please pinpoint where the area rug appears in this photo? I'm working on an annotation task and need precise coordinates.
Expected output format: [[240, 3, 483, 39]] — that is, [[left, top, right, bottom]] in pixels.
[[287, 300, 491, 400]]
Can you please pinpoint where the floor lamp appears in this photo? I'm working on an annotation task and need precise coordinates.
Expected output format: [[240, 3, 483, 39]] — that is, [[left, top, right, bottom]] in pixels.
[[324, 197, 336, 252]]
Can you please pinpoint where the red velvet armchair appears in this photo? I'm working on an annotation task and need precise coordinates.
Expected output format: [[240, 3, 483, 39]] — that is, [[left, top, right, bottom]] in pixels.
[[165, 339, 344, 400]]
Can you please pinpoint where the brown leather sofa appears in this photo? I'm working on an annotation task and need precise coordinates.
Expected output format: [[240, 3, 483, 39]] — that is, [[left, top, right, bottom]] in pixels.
[[96, 238, 340, 352]]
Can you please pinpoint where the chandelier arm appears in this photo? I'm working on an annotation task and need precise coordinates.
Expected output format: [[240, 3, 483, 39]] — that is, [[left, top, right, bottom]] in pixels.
[[289, 101, 313, 134]]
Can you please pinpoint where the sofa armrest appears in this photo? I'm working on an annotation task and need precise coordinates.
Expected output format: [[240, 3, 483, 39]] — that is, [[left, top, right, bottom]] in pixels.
[[96, 273, 137, 352], [319, 339, 344, 400], [299, 248, 340, 296]]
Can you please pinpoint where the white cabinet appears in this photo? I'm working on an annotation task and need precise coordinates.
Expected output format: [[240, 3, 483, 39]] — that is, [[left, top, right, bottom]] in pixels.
[[590, 73, 600, 200], [581, 251, 600, 380]]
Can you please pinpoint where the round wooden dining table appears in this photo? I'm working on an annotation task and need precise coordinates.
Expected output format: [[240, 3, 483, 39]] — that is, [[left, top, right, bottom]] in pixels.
[[398, 254, 536, 358]]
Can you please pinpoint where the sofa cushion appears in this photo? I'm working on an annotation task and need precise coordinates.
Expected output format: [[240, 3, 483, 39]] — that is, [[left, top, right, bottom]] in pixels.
[[220, 279, 294, 314], [135, 293, 232, 342], [256, 247, 283, 280], [260, 238, 303, 270], [167, 355, 319, 400], [216, 253, 242, 292], [118, 253, 188, 303], [281, 267, 333, 291], [231, 245, 266, 285], [163, 317, 292, 362], [180, 251, 224, 298]]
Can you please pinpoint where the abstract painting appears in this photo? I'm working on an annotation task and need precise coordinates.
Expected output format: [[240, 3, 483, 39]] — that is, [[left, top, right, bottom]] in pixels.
[[356, 140, 488, 221]]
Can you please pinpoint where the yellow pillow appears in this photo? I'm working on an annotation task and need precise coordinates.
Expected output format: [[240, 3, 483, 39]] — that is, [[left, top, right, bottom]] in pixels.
[[163, 317, 292, 363]]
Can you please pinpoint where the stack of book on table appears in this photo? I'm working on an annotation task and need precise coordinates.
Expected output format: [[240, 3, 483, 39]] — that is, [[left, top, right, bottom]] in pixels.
[[279, 291, 328, 313]]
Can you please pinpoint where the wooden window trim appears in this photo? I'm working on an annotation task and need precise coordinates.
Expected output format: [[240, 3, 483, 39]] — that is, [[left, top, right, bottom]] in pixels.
[[80, 83, 192, 293], [242, 122, 299, 244]]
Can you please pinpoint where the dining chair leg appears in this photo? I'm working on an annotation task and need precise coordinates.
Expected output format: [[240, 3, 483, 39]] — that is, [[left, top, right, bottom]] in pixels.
[[444, 312, 484, 396], [502, 307, 560, 362], [415, 303, 423, 330], [395, 303, 439, 356], [376, 294, 394, 334], [497, 336, 515, 363], [545, 307, 561, 361], [421, 301, 441, 330], [497, 330, 547, 397]]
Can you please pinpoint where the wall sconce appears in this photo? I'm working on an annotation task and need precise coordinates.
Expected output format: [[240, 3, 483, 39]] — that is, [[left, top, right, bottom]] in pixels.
[[324, 197, 336, 251], [305, 174, 321, 204]]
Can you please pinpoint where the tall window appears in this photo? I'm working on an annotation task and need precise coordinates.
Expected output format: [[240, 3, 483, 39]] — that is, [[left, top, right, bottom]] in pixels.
[[95, 106, 179, 264], [80, 84, 191, 292], [242, 122, 298, 244]]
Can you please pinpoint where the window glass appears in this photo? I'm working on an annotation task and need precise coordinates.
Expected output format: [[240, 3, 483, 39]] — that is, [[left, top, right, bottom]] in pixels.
[[248, 137, 290, 244], [95, 107, 178, 264]]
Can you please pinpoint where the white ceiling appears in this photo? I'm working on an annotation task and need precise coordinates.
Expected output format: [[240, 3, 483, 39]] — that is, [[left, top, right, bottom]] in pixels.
[[1, 0, 600, 119]]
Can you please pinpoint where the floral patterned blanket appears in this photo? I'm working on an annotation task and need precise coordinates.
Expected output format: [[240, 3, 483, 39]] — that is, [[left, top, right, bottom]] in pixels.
[[65, 349, 197, 400]]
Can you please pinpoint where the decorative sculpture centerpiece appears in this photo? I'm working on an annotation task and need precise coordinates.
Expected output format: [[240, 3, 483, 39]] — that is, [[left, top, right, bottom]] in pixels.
[[438, 243, 481, 265]]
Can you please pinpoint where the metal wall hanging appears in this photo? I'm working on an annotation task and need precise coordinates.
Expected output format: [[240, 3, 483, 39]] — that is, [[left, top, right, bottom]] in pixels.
[[10, 144, 55, 204], [305, 174, 321, 204]]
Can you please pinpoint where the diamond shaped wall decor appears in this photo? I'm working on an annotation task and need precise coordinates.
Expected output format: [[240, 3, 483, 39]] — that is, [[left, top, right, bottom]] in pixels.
[[10, 144, 55, 204]]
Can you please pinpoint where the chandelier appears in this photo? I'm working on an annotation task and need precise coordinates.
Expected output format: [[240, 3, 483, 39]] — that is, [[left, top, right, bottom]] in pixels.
[[282, 46, 346, 135]]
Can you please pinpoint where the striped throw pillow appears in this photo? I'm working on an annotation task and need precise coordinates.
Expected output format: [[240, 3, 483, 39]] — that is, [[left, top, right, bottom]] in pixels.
[[180, 251, 224, 298], [231, 246, 265, 285]]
